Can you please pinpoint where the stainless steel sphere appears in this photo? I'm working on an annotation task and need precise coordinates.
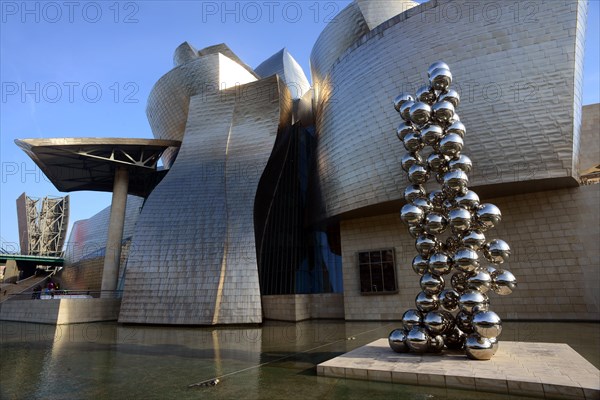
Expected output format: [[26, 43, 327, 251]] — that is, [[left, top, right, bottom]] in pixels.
[[429, 335, 445, 353], [415, 291, 440, 313], [412, 197, 434, 213], [423, 310, 453, 335], [448, 208, 472, 234], [401, 152, 424, 172], [424, 212, 448, 235], [453, 247, 479, 273], [416, 85, 437, 105], [428, 61, 450, 77], [461, 230, 486, 250], [444, 327, 466, 350], [438, 89, 460, 108], [428, 252, 452, 275], [404, 184, 426, 203], [427, 152, 449, 172], [409, 102, 432, 125], [394, 93, 414, 112], [396, 122, 417, 141], [443, 169, 469, 194], [406, 326, 431, 353], [443, 236, 461, 255], [439, 132, 464, 157], [459, 290, 489, 314], [403, 131, 423, 152], [472, 311, 502, 338], [408, 164, 430, 184], [486, 265, 497, 276], [408, 225, 425, 238], [412, 254, 429, 275], [389, 329, 409, 352], [446, 121, 466, 139], [491, 269, 517, 295], [415, 234, 439, 257], [454, 190, 480, 211], [421, 124, 444, 146], [449, 112, 460, 123], [467, 269, 492, 293], [402, 309, 423, 330], [439, 289, 460, 311], [432, 100, 455, 123], [465, 334, 497, 360], [400, 204, 424, 225], [428, 190, 446, 208], [448, 155, 472, 174], [400, 100, 415, 121], [430, 68, 453, 91], [483, 239, 511, 264], [476, 203, 502, 231], [456, 310, 474, 333], [420, 272, 445, 295], [451, 272, 469, 293]]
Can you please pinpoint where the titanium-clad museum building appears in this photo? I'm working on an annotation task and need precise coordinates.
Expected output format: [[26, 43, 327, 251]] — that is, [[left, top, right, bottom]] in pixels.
[[20, 0, 598, 325]]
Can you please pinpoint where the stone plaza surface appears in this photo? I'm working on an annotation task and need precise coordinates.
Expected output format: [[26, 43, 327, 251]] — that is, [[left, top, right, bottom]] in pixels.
[[317, 339, 600, 399]]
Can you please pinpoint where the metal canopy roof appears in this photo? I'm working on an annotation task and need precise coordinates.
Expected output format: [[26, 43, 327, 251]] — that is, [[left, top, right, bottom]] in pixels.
[[15, 138, 181, 198]]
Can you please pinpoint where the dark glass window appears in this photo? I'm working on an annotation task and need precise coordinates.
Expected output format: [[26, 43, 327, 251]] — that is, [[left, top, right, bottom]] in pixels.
[[358, 249, 397, 294]]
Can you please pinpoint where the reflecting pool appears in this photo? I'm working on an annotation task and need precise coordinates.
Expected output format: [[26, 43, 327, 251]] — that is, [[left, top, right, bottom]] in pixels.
[[1, 320, 598, 399]]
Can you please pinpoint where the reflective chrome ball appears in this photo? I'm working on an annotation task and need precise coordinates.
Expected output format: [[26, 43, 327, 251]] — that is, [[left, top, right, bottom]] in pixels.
[[446, 121, 466, 139], [443, 236, 461, 255], [465, 334, 497, 360], [404, 184, 426, 203], [453, 247, 479, 273], [389, 329, 409, 353], [403, 131, 423, 152], [439, 289, 460, 311], [443, 169, 469, 194], [439, 133, 464, 157], [412, 254, 429, 275], [459, 290, 489, 314], [432, 100, 455, 123], [428, 190, 446, 208], [454, 190, 480, 211], [451, 272, 469, 293], [423, 310, 453, 335], [428, 61, 450, 77], [467, 269, 492, 293], [408, 164, 430, 184], [476, 203, 502, 231], [456, 310, 474, 333], [408, 225, 424, 238], [402, 309, 423, 330], [416, 85, 437, 105], [428, 252, 452, 275], [394, 93, 414, 112], [415, 291, 440, 313], [409, 102, 432, 125], [396, 122, 417, 141], [427, 152, 449, 172], [448, 208, 472, 234], [491, 269, 517, 295], [421, 124, 444, 146], [472, 311, 502, 338], [412, 197, 434, 213], [438, 89, 460, 108], [444, 327, 466, 350], [461, 230, 486, 250], [400, 204, 424, 225], [400, 100, 415, 121], [430, 68, 453, 91], [415, 234, 439, 257], [483, 239, 511, 264], [420, 272, 445, 295], [401, 152, 424, 172], [448, 155, 473, 174], [429, 335, 445, 353], [406, 326, 431, 353], [424, 212, 448, 235]]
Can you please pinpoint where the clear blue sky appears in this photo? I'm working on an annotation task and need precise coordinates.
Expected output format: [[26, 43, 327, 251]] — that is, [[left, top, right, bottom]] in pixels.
[[0, 0, 598, 251]]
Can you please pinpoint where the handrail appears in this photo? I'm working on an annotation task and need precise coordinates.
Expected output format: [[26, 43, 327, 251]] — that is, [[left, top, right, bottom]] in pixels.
[[7, 289, 123, 300]]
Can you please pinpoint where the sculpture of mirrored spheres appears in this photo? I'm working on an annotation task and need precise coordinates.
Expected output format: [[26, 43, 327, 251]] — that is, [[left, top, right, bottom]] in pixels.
[[389, 61, 516, 360]]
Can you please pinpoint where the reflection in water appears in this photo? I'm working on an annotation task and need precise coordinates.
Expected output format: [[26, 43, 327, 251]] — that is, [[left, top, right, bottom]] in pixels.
[[1, 321, 598, 400]]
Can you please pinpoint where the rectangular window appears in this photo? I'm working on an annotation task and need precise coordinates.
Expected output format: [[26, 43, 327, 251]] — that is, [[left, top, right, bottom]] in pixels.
[[358, 249, 398, 294]]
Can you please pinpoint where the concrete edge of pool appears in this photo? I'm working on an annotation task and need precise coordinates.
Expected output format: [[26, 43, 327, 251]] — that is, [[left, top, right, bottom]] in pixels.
[[317, 339, 600, 400]]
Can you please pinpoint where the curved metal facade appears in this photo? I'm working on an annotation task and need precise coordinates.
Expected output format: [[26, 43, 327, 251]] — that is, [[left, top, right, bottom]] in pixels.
[[255, 48, 311, 100], [312, 0, 587, 221]]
